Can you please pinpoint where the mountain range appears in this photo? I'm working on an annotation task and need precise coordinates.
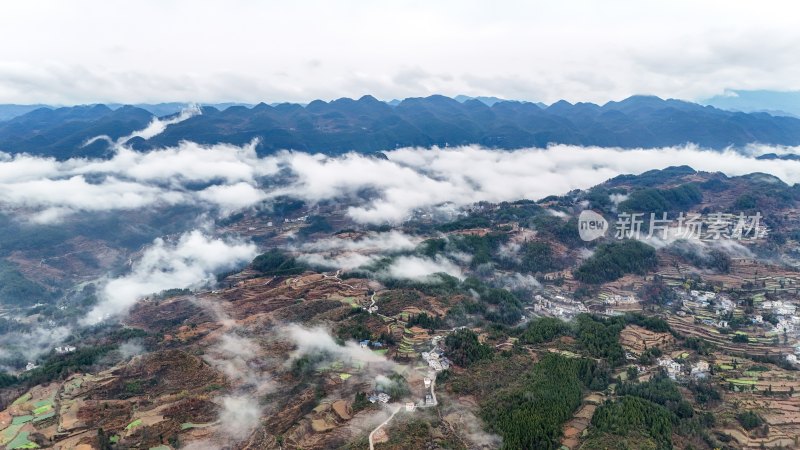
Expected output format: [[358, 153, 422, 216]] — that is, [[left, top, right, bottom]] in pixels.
[[3, 95, 800, 159]]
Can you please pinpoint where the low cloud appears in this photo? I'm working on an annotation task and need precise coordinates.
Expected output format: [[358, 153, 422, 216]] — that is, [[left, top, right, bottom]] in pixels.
[[196, 182, 268, 212], [183, 298, 275, 445], [0, 325, 72, 366], [85, 104, 202, 147], [298, 231, 419, 254], [119, 104, 202, 143], [282, 324, 391, 365], [496, 273, 542, 292], [295, 231, 420, 271], [5, 142, 800, 225], [116, 340, 146, 359], [201, 333, 271, 442], [609, 193, 629, 210], [217, 394, 262, 440], [267, 144, 800, 224], [83, 230, 256, 324], [204, 332, 273, 392], [382, 255, 464, 281], [298, 252, 378, 271], [638, 225, 755, 259], [0, 139, 277, 222], [0, 142, 800, 223]]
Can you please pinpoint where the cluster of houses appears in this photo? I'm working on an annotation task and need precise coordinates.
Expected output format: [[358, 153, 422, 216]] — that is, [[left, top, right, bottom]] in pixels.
[[771, 316, 800, 335], [23, 345, 79, 372], [690, 360, 710, 379], [700, 318, 729, 329], [532, 294, 589, 319], [368, 392, 391, 404], [604, 294, 637, 305], [359, 340, 384, 349], [682, 290, 719, 309], [656, 357, 711, 380], [715, 297, 735, 314], [55, 345, 76, 354], [684, 290, 736, 314], [762, 300, 797, 316], [422, 347, 450, 372], [657, 357, 683, 380]]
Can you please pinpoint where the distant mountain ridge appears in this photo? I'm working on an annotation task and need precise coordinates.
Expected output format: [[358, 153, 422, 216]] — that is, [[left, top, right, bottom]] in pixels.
[[3, 94, 800, 159], [703, 89, 800, 118]]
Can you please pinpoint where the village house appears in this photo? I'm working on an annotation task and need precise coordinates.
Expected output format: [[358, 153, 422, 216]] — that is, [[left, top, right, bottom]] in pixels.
[[691, 361, 710, 378], [369, 393, 391, 404], [762, 300, 797, 315], [657, 357, 683, 380]]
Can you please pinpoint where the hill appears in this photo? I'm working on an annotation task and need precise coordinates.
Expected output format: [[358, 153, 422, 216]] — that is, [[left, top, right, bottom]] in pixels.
[[3, 95, 800, 158]]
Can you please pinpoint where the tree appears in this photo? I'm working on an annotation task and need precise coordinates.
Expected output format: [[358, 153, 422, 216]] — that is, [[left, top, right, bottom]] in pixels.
[[732, 333, 749, 344], [574, 240, 658, 284], [591, 396, 674, 449], [480, 354, 602, 449], [736, 411, 764, 430], [97, 428, 112, 450], [251, 249, 306, 275], [445, 329, 492, 367], [519, 317, 571, 344]]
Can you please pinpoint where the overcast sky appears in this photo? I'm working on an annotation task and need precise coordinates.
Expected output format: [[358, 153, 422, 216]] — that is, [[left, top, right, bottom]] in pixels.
[[1, 0, 798, 105]]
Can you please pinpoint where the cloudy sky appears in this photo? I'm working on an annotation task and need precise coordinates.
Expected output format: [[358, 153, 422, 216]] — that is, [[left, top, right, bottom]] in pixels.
[[0, 0, 798, 104]]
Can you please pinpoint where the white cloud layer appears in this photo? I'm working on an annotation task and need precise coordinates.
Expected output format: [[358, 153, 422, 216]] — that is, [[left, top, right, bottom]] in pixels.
[[83, 230, 257, 324], [268, 144, 800, 223], [6, 142, 800, 225], [295, 231, 421, 270], [383, 255, 464, 281], [282, 324, 393, 365], [0, 139, 277, 222], [85, 103, 201, 147]]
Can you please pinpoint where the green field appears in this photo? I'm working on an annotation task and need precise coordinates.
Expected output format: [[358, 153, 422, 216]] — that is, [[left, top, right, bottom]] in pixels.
[[181, 422, 212, 430], [7, 431, 38, 449], [32, 404, 52, 415], [32, 411, 56, 423], [11, 415, 34, 425], [339, 296, 359, 307], [10, 393, 31, 406], [125, 418, 143, 431], [0, 424, 24, 446], [728, 378, 758, 385]]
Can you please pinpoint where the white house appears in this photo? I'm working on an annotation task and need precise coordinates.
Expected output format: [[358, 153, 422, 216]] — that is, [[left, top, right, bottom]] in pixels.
[[657, 357, 683, 380], [691, 361, 710, 378]]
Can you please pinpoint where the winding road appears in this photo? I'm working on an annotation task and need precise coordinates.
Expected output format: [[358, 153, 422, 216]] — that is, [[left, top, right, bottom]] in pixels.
[[368, 404, 402, 450]]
